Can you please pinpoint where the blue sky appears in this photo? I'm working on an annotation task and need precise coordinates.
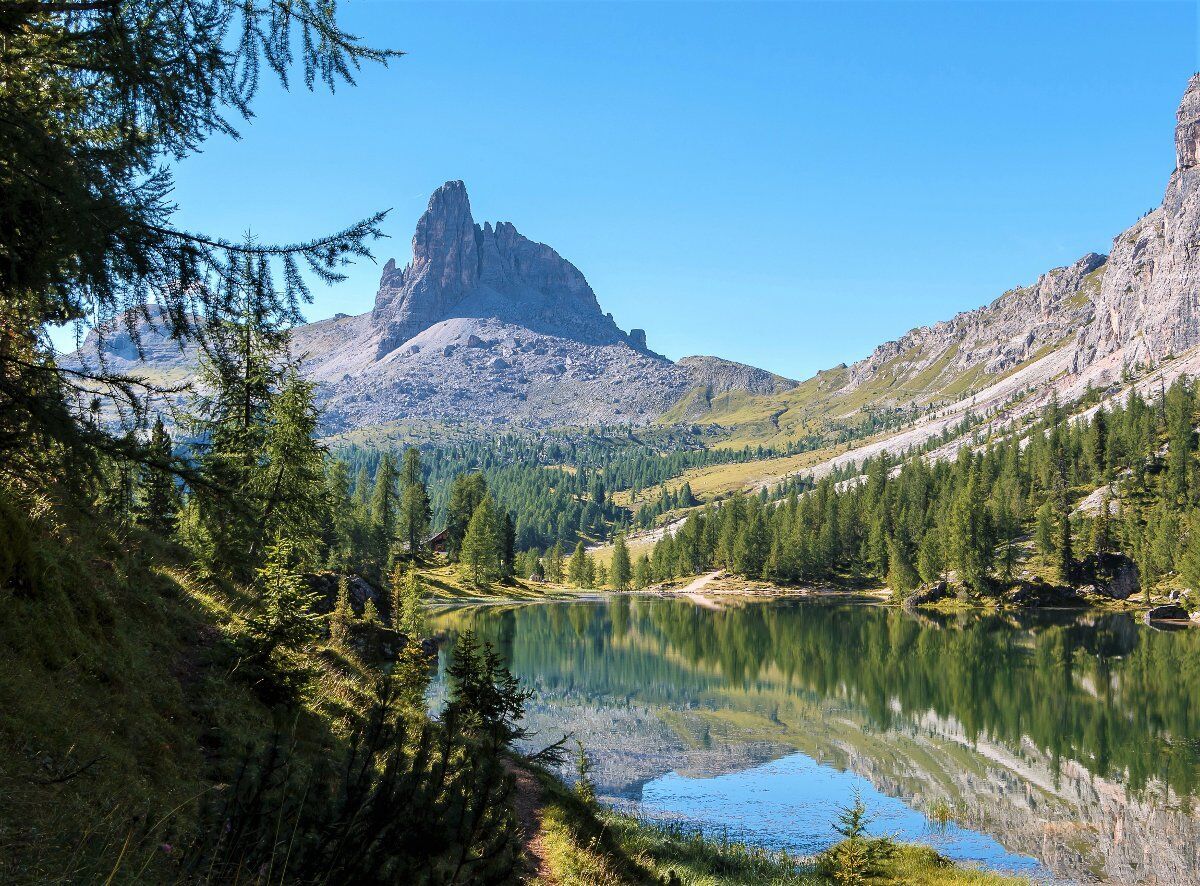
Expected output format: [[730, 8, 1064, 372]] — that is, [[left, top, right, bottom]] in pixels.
[[95, 1, 1199, 379]]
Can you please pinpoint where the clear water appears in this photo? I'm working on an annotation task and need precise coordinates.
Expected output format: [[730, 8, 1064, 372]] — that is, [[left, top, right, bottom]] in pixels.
[[429, 596, 1200, 884], [638, 753, 1045, 876]]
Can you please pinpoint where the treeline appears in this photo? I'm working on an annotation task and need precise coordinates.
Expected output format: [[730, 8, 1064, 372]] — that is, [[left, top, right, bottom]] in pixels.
[[636, 381, 1200, 597], [334, 434, 782, 552]]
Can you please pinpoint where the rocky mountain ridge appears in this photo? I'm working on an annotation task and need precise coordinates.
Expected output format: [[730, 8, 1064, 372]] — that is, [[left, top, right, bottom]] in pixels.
[[69, 76, 1200, 446], [682, 74, 1200, 454], [70, 181, 795, 434], [863, 75, 1200, 400]]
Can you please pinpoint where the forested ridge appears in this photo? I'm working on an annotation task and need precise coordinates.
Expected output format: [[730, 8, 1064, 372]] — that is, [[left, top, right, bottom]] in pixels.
[[635, 381, 1200, 609]]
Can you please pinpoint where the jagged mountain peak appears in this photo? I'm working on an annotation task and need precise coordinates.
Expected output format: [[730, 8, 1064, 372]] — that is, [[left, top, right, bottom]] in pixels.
[[1174, 73, 1200, 170], [369, 180, 645, 359]]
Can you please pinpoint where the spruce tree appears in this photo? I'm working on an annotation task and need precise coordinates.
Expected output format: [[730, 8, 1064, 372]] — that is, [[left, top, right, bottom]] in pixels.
[[370, 453, 399, 569], [1035, 500, 1057, 563], [180, 299, 288, 578], [1057, 515, 1074, 583], [501, 511, 516, 578], [399, 567, 426, 638], [447, 473, 488, 561], [243, 540, 322, 704], [252, 369, 328, 564], [1091, 503, 1112, 555], [323, 460, 356, 571], [138, 417, 180, 534], [633, 554, 653, 589], [1180, 516, 1200, 592], [947, 469, 993, 594], [330, 575, 353, 646], [399, 447, 432, 558], [567, 541, 592, 587], [916, 528, 945, 585], [460, 497, 501, 587], [610, 535, 632, 591], [886, 528, 919, 593], [545, 542, 565, 583]]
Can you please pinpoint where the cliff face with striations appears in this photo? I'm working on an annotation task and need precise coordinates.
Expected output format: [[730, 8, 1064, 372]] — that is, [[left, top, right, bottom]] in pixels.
[[369, 181, 638, 359], [678, 76, 1200, 450], [838, 251, 1107, 405], [1073, 73, 1200, 376], [841, 74, 1200, 406]]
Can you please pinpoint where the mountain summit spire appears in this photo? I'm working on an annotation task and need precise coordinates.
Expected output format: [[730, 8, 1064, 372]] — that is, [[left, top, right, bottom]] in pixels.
[[369, 180, 642, 358], [1175, 73, 1200, 170]]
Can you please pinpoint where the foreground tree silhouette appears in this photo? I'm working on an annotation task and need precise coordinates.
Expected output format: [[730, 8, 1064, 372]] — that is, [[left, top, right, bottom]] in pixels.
[[0, 0, 396, 498]]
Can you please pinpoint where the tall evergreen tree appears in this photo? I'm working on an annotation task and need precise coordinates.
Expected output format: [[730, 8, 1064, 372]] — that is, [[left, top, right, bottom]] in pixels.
[[1035, 500, 1057, 563], [137, 417, 179, 534], [610, 535, 632, 591], [370, 453, 399, 568], [916, 527, 945, 585], [1057, 515, 1074, 582], [886, 526, 919, 593], [399, 447, 432, 558], [500, 511, 517, 578], [179, 299, 289, 578], [242, 540, 322, 704], [252, 370, 327, 563], [447, 473, 488, 561], [544, 542, 565, 583], [567, 541, 594, 587], [460, 496, 501, 587]]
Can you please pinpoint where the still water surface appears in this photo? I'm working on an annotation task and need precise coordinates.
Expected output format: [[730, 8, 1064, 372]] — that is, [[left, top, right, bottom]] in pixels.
[[429, 597, 1200, 884]]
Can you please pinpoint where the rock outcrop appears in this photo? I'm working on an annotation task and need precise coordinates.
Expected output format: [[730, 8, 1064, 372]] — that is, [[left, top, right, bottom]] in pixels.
[[840, 252, 1106, 405], [1077, 552, 1140, 600], [68, 181, 796, 434], [1144, 603, 1190, 623], [369, 181, 641, 359], [676, 356, 797, 396], [901, 581, 951, 610], [1073, 74, 1200, 378]]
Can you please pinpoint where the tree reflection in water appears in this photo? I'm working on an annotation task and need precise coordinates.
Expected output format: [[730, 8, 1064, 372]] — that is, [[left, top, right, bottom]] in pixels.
[[431, 599, 1200, 883]]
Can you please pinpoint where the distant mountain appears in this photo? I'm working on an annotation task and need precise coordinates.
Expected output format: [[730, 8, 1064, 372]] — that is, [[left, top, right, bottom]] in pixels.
[[687, 75, 1200, 448], [71, 76, 1200, 448], [71, 181, 793, 435]]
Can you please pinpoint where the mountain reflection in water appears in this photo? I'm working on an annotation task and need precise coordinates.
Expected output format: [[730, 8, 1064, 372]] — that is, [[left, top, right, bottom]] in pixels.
[[428, 597, 1200, 884]]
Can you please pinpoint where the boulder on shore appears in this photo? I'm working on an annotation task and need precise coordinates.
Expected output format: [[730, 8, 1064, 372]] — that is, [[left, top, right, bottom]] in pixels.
[[1003, 577, 1079, 608], [1077, 552, 1140, 600], [902, 581, 950, 610], [1144, 604, 1191, 624]]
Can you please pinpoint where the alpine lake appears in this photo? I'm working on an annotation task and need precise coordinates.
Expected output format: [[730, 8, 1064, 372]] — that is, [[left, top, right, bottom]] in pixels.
[[428, 595, 1200, 884]]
